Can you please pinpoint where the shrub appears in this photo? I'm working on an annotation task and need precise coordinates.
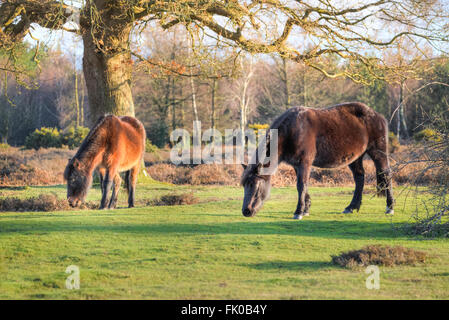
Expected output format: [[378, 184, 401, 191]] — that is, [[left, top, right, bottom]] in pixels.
[[414, 128, 442, 143], [409, 206, 449, 238], [24, 126, 90, 150], [24, 127, 63, 150], [331, 245, 428, 268], [145, 139, 159, 153], [147, 121, 169, 148], [407, 113, 448, 236], [62, 126, 89, 149], [0, 143, 9, 150], [248, 123, 270, 137]]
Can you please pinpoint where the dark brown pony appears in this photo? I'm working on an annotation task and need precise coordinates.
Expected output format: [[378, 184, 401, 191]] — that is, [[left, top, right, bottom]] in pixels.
[[64, 115, 146, 209], [241, 102, 394, 220]]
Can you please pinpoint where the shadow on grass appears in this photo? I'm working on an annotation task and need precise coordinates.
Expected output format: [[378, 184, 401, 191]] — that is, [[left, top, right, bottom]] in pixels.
[[248, 260, 333, 271], [0, 219, 407, 240], [29, 184, 105, 192]]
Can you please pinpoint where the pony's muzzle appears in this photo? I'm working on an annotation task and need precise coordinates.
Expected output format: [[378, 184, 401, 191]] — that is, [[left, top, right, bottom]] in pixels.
[[242, 208, 255, 217], [68, 198, 81, 208]]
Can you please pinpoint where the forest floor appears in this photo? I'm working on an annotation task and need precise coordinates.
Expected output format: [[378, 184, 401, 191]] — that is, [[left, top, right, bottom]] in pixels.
[[1, 182, 448, 299]]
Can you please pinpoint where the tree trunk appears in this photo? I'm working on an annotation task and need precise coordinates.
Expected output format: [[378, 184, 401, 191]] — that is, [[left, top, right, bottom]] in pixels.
[[74, 71, 79, 128], [396, 81, 408, 141], [399, 81, 408, 139], [179, 84, 184, 127], [303, 62, 307, 107], [211, 78, 217, 130], [188, 44, 199, 124], [81, 22, 134, 124], [240, 101, 246, 150], [80, 78, 85, 126], [281, 57, 290, 110]]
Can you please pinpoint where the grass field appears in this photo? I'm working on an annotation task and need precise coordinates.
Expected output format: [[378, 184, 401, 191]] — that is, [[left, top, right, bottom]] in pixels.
[[1, 182, 448, 299]]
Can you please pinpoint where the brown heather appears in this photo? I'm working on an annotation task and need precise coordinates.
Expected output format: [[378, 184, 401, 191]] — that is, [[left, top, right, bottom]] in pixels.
[[331, 245, 428, 268], [139, 193, 199, 206], [0, 194, 97, 212], [0, 146, 438, 187]]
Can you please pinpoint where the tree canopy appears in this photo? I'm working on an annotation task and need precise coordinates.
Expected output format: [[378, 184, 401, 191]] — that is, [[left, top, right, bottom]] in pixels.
[[1, 1, 448, 79]]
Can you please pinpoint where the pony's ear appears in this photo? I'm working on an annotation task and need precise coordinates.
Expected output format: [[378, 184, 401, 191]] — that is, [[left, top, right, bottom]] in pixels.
[[256, 162, 262, 173], [241, 163, 247, 170]]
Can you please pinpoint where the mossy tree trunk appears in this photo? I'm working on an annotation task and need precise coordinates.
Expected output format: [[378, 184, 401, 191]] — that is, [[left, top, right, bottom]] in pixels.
[[80, 3, 135, 124]]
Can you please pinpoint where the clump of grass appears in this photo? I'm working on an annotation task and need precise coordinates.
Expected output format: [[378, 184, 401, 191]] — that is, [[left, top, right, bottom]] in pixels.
[[331, 245, 428, 268], [141, 192, 199, 206], [0, 194, 71, 212], [0, 193, 97, 212]]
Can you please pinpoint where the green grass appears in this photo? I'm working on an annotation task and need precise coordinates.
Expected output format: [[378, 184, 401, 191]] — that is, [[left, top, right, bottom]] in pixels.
[[0, 182, 448, 299]]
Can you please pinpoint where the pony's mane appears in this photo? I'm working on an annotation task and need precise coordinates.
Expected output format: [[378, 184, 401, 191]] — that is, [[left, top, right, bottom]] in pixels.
[[72, 115, 109, 161], [240, 164, 257, 185], [270, 106, 304, 130], [245, 107, 305, 179]]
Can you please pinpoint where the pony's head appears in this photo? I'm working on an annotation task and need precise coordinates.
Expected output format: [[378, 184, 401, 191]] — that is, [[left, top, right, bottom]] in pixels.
[[64, 158, 92, 207], [241, 163, 271, 217]]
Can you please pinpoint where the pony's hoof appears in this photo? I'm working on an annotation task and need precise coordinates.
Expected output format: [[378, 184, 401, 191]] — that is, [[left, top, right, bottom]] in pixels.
[[303, 212, 310, 217], [293, 214, 302, 220], [385, 208, 394, 215], [342, 208, 353, 214]]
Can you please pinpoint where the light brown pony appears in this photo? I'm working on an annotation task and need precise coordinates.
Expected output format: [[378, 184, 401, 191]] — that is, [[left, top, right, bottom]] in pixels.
[[64, 115, 146, 209], [241, 102, 395, 220]]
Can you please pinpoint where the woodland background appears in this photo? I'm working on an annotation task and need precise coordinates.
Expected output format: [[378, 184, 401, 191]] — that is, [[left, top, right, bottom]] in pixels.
[[1, 24, 448, 148]]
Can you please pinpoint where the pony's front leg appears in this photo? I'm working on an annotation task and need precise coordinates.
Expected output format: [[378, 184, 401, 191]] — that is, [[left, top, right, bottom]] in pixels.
[[293, 163, 311, 220], [108, 174, 122, 209], [100, 169, 115, 209]]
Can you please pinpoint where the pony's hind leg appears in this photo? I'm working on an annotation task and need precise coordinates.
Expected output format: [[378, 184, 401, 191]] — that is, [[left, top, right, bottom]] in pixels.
[[127, 166, 140, 208], [97, 167, 106, 198], [108, 174, 122, 209], [343, 156, 365, 214], [304, 193, 311, 216], [367, 148, 395, 214], [124, 170, 130, 197]]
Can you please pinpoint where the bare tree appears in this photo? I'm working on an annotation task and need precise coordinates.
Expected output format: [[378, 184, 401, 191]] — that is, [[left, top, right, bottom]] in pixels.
[[230, 55, 256, 148]]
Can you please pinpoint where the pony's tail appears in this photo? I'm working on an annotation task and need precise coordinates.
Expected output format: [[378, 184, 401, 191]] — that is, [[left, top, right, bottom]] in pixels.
[[375, 115, 389, 198]]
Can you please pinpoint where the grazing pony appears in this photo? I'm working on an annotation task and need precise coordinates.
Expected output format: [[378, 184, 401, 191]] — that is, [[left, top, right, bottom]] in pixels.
[[64, 115, 146, 209], [241, 102, 394, 220]]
